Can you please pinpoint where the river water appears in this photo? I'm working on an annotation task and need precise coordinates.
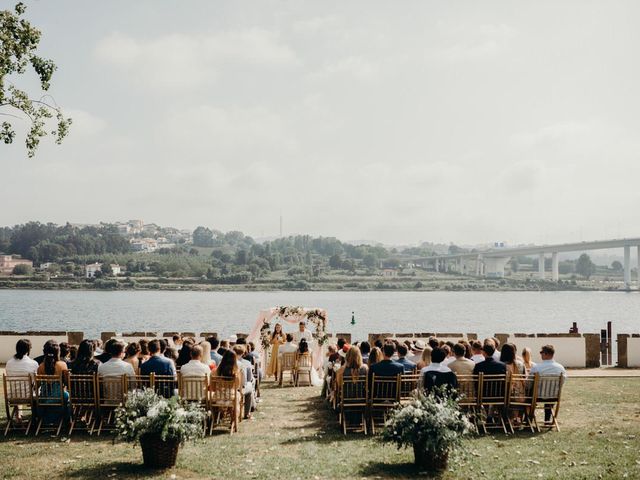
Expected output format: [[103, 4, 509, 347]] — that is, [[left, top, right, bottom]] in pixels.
[[1, 290, 638, 340]]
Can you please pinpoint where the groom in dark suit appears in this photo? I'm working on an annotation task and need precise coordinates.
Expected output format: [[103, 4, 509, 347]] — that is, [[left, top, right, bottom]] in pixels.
[[472, 342, 507, 375], [369, 343, 404, 378]]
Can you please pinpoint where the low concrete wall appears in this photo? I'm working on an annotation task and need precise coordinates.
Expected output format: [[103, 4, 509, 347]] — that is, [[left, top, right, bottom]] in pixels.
[[627, 335, 640, 367], [0, 332, 80, 363], [502, 333, 588, 368]]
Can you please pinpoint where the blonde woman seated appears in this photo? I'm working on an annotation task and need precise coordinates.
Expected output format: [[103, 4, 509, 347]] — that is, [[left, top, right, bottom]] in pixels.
[[416, 346, 433, 370], [336, 345, 368, 385]]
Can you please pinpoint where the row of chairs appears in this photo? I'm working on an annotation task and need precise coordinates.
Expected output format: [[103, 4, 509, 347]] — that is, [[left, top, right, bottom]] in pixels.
[[334, 372, 564, 435], [2, 372, 243, 437], [277, 352, 313, 387]]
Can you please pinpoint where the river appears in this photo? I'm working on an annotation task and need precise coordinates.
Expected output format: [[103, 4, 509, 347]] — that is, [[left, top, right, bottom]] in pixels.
[[1, 290, 638, 340]]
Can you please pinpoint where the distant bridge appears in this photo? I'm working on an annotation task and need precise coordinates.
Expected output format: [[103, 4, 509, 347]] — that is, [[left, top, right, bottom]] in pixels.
[[414, 237, 640, 289]]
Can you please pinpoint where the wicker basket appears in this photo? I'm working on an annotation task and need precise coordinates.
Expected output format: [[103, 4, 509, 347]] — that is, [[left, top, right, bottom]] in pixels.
[[139, 434, 180, 469]]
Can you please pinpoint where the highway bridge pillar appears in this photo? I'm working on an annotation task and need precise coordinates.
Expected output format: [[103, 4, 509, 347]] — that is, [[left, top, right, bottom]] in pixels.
[[538, 253, 545, 279], [552, 252, 559, 281], [624, 245, 631, 289]]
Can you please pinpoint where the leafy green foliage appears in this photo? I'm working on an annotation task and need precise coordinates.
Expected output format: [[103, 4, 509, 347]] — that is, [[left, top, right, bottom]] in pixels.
[[575, 253, 596, 279], [1, 3, 71, 157], [115, 389, 205, 445], [382, 388, 474, 454]]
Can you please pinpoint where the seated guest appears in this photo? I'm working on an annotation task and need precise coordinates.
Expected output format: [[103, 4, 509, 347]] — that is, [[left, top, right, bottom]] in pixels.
[[448, 343, 475, 376], [141, 340, 177, 377], [95, 339, 116, 364], [329, 338, 347, 363], [336, 345, 368, 384], [207, 337, 223, 366], [428, 337, 439, 350], [228, 334, 238, 346], [214, 350, 242, 426], [233, 345, 255, 419], [416, 346, 433, 370], [472, 343, 507, 375], [529, 344, 567, 424], [172, 334, 183, 350], [521, 347, 536, 374], [59, 342, 72, 366], [367, 347, 383, 368], [218, 340, 230, 354], [97, 340, 135, 378], [94, 339, 104, 356], [37, 341, 71, 423], [176, 339, 194, 368], [359, 341, 371, 363], [6, 339, 38, 376], [164, 347, 179, 362], [279, 334, 298, 355], [422, 347, 457, 393], [408, 340, 425, 364], [395, 344, 417, 372], [373, 339, 384, 350], [441, 344, 455, 366], [369, 343, 404, 379], [470, 340, 485, 364], [124, 342, 141, 374], [500, 343, 525, 375], [159, 339, 169, 354], [180, 345, 211, 376], [69, 339, 100, 374], [138, 339, 150, 363], [199, 341, 215, 370], [491, 337, 502, 361]]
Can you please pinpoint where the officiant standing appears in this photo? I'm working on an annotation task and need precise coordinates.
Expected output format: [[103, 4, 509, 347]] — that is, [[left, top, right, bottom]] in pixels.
[[293, 321, 313, 344]]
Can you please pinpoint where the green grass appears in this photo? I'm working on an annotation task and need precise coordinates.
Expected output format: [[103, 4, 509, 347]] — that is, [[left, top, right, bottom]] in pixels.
[[0, 378, 639, 479]]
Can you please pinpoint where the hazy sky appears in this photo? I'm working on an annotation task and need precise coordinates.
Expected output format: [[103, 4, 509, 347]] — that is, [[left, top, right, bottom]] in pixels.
[[3, 1, 640, 246]]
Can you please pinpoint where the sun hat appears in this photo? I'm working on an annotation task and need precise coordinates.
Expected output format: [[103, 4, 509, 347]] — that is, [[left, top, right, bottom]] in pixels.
[[229, 334, 238, 343], [412, 340, 426, 351]]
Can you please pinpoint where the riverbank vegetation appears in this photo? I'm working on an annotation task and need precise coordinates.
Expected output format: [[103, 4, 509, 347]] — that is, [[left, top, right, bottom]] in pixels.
[[0, 221, 632, 292]]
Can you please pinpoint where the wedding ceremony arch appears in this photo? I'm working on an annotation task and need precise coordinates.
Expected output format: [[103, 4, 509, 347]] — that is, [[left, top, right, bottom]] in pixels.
[[247, 306, 328, 370]]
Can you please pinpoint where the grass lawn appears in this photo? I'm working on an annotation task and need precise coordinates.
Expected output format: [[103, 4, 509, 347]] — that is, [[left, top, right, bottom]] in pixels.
[[0, 377, 639, 479]]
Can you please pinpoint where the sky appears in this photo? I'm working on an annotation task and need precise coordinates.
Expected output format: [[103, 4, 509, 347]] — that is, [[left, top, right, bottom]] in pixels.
[[2, 0, 640, 246]]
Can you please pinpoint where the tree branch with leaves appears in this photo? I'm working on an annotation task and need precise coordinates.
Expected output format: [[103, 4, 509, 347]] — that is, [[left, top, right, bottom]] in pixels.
[[0, 2, 71, 157]]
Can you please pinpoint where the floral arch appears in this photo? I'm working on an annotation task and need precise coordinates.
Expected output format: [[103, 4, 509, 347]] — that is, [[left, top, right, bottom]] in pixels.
[[247, 306, 328, 370]]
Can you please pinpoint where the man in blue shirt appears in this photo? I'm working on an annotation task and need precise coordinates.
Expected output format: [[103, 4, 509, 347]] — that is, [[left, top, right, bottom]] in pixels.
[[141, 339, 176, 396], [207, 336, 223, 366], [395, 344, 417, 372]]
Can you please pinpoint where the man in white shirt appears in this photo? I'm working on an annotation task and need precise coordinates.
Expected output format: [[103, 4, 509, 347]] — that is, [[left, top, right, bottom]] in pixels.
[[180, 345, 211, 377], [292, 321, 313, 344], [419, 347, 456, 391], [6, 339, 39, 376], [97, 340, 135, 378], [408, 340, 425, 364], [470, 340, 485, 364], [529, 344, 567, 424], [492, 337, 502, 361], [279, 334, 298, 354]]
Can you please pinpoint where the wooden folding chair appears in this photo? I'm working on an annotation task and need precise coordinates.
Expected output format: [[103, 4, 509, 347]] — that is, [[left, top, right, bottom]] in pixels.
[[294, 354, 313, 386], [34, 374, 67, 437], [369, 374, 400, 434], [3, 374, 34, 436], [456, 374, 479, 428], [339, 375, 368, 435], [95, 375, 126, 435], [152, 374, 178, 398], [506, 373, 538, 433], [127, 374, 152, 392], [209, 376, 240, 435], [399, 373, 420, 404], [252, 362, 261, 398], [533, 374, 565, 432], [67, 373, 97, 435], [278, 352, 296, 387], [477, 373, 509, 434], [178, 374, 209, 433]]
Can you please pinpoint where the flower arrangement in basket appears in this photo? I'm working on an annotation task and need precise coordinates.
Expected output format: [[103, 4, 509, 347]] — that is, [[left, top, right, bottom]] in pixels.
[[115, 389, 205, 469], [382, 388, 474, 472]]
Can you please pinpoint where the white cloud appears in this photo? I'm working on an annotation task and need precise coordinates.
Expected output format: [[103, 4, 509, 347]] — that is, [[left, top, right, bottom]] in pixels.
[[94, 29, 297, 90], [431, 22, 517, 62], [309, 56, 379, 81]]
